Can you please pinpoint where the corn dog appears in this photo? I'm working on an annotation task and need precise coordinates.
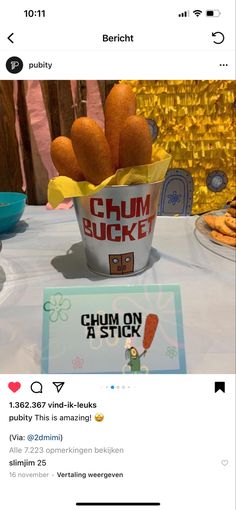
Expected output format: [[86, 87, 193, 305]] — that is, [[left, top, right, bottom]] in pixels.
[[119, 116, 152, 168], [143, 314, 159, 350], [71, 117, 113, 185], [50, 136, 84, 181], [105, 83, 136, 170]]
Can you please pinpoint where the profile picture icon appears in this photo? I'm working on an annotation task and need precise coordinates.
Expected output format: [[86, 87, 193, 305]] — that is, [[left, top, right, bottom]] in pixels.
[[6, 56, 23, 74]]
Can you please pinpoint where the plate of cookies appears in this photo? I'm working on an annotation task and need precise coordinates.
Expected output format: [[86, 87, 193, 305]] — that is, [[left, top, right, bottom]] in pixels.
[[195, 200, 236, 261]]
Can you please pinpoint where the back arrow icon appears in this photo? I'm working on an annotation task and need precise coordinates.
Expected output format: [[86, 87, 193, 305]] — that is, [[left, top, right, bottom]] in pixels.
[[212, 32, 225, 44], [8, 33, 14, 43]]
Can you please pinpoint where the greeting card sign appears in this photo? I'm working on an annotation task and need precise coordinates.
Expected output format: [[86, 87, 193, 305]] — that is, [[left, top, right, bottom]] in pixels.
[[42, 284, 186, 374]]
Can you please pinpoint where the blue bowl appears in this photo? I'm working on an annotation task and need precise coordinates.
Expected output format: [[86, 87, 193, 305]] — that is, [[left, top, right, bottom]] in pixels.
[[0, 192, 27, 234]]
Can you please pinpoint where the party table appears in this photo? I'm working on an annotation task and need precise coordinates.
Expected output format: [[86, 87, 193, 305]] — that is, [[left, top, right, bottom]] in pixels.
[[0, 206, 235, 374]]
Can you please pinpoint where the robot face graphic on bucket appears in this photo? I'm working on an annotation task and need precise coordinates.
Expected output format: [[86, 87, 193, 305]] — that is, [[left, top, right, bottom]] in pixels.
[[109, 252, 134, 275]]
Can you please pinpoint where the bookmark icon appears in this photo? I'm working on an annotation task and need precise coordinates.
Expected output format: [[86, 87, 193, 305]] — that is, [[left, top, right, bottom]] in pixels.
[[214, 382, 225, 393]]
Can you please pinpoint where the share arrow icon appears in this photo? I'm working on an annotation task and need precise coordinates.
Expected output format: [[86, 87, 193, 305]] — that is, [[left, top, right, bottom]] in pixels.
[[53, 382, 65, 393]]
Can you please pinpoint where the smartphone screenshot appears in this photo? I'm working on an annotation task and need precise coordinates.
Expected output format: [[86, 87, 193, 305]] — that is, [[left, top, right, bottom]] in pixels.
[[0, 1, 235, 509]]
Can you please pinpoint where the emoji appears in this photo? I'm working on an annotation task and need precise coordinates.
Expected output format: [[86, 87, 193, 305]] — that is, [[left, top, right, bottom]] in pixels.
[[94, 413, 104, 422], [8, 382, 21, 393]]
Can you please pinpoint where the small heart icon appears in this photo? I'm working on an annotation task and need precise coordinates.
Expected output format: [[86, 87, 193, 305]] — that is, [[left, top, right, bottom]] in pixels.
[[8, 382, 21, 393], [221, 460, 228, 466]]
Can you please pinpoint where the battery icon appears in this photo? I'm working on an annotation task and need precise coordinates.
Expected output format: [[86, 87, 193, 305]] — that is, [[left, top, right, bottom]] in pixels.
[[206, 9, 221, 16]]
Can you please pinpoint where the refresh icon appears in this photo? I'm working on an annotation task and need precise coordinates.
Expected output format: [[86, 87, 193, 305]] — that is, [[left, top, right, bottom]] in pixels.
[[30, 381, 43, 394], [212, 32, 225, 44]]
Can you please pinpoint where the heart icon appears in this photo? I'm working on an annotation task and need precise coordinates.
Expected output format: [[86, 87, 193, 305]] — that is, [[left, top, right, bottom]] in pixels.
[[221, 459, 229, 466], [8, 382, 21, 393]]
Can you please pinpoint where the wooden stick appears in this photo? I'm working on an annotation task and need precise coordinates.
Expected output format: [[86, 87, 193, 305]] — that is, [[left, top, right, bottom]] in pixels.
[[57, 81, 75, 137], [0, 81, 22, 192], [17, 81, 37, 204], [77, 80, 87, 117]]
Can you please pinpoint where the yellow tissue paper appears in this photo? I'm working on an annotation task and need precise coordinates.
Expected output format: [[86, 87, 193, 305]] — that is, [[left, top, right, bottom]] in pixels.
[[123, 80, 236, 214], [48, 150, 171, 209]]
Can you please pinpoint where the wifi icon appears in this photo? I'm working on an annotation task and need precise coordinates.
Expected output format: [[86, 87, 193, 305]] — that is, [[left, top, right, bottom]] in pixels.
[[193, 9, 203, 16]]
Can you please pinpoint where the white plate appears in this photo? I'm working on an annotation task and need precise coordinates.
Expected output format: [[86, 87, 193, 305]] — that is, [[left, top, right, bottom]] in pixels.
[[194, 210, 235, 261]]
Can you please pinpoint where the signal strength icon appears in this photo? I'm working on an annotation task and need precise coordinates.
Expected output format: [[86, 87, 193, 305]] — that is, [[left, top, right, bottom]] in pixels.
[[193, 9, 203, 16], [178, 10, 190, 17]]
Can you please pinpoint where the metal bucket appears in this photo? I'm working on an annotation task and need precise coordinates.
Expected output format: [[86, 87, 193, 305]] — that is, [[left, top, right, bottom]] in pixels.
[[74, 181, 163, 276]]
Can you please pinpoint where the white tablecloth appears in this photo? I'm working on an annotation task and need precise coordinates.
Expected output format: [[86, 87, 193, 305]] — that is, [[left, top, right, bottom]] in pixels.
[[0, 206, 235, 374]]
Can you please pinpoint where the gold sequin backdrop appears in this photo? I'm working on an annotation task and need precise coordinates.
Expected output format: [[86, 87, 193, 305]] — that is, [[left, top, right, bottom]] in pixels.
[[123, 80, 236, 214]]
